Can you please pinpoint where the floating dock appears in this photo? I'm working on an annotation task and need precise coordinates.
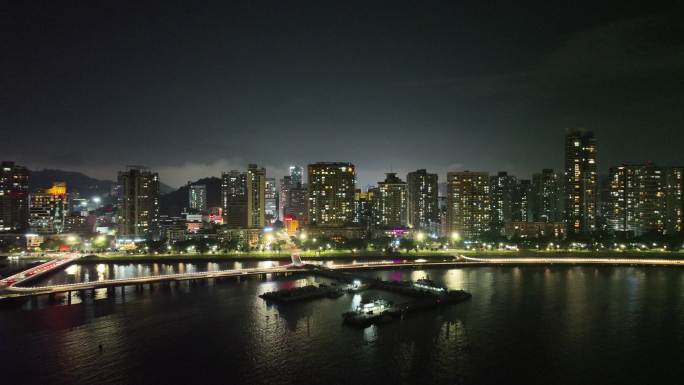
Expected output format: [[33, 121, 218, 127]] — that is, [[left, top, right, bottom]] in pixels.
[[259, 284, 343, 303], [342, 290, 471, 327]]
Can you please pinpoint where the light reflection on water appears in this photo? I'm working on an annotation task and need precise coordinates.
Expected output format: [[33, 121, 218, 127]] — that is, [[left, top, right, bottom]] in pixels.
[[2, 265, 684, 385]]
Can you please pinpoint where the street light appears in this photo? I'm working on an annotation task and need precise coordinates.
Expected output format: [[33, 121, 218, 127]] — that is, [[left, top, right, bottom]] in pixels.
[[415, 232, 425, 242]]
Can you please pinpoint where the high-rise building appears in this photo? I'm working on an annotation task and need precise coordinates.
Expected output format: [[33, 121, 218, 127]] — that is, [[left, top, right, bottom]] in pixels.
[[531, 169, 562, 223], [289, 165, 303, 186], [0, 161, 29, 232], [188, 184, 207, 213], [564, 128, 598, 234], [246, 164, 266, 228], [511, 179, 532, 223], [29, 182, 69, 234], [438, 182, 448, 236], [608, 163, 666, 236], [265, 177, 277, 225], [407, 169, 439, 232], [446, 171, 490, 239], [489, 172, 515, 233], [354, 189, 375, 231], [221, 170, 247, 228], [374, 173, 408, 228], [666, 167, 684, 234], [640, 165, 666, 235], [307, 162, 356, 226], [117, 166, 160, 238], [279, 165, 303, 221], [284, 184, 308, 225], [279, 175, 292, 221]]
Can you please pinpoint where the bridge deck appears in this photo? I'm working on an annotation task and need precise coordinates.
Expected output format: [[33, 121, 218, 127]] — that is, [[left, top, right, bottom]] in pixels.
[[3, 256, 684, 300]]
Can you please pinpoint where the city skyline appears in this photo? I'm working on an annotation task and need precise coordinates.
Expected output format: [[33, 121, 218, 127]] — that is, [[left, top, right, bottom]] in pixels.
[[4, 3, 684, 385]]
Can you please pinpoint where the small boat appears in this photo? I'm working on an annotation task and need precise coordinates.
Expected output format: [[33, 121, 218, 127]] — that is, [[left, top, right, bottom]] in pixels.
[[414, 278, 447, 292]]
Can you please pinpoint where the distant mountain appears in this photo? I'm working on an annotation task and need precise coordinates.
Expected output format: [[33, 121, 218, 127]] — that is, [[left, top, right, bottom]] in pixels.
[[158, 182, 174, 194], [30, 169, 175, 197], [159, 177, 222, 216], [29, 169, 115, 198]]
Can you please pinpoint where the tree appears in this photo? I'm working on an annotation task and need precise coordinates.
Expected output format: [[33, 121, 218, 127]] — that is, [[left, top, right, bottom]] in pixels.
[[220, 238, 239, 252], [145, 240, 167, 254], [399, 238, 416, 252], [343, 238, 367, 252], [196, 241, 209, 254]]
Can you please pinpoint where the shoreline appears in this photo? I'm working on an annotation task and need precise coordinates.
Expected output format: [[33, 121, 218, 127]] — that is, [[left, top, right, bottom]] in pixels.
[[76, 250, 684, 264]]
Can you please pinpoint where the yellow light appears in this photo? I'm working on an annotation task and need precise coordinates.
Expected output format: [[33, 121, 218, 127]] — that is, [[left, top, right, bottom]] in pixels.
[[415, 232, 425, 242], [451, 232, 460, 241], [300, 233, 307, 241]]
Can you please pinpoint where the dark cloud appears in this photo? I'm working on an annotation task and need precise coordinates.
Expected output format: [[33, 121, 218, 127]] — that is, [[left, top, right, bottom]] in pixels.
[[2, 1, 683, 187]]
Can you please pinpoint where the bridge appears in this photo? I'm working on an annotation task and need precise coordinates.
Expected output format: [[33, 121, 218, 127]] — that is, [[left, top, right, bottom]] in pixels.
[[3, 253, 684, 301], [0, 259, 462, 300], [0, 253, 82, 288]]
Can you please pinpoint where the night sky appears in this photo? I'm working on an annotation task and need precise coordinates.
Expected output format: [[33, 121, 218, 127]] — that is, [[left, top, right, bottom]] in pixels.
[[2, 1, 683, 187]]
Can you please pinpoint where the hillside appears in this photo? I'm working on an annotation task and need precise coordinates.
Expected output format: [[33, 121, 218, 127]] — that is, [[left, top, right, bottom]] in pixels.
[[159, 177, 222, 216], [29, 169, 115, 198]]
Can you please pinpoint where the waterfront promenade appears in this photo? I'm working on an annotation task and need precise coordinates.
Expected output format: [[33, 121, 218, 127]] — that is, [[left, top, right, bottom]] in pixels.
[[3, 254, 684, 301]]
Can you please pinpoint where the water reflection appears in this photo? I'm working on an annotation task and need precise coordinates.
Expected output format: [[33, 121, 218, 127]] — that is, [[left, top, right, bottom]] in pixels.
[[363, 324, 378, 343], [3, 265, 684, 385]]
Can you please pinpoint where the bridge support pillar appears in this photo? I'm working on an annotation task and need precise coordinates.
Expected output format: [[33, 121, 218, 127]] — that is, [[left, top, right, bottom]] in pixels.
[[67, 291, 72, 304], [121, 286, 126, 297], [48, 293, 56, 303]]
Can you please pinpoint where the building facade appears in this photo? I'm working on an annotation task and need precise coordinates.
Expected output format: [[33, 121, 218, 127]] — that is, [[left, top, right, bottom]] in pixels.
[[489, 172, 515, 233], [667, 167, 684, 234], [406, 169, 438, 232], [511, 179, 532, 223], [264, 177, 277, 225], [221, 170, 247, 228], [188, 184, 207, 213], [608, 163, 666, 236], [354, 189, 375, 232], [446, 171, 490, 239], [289, 165, 303, 186], [117, 166, 160, 238], [374, 173, 408, 228], [29, 182, 69, 234], [246, 164, 266, 228], [0, 161, 29, 232], [531, 169, 562, 223], [284, 184, 308, 225], [307, 162, 356, 226], [564, 128, 598, 234]]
